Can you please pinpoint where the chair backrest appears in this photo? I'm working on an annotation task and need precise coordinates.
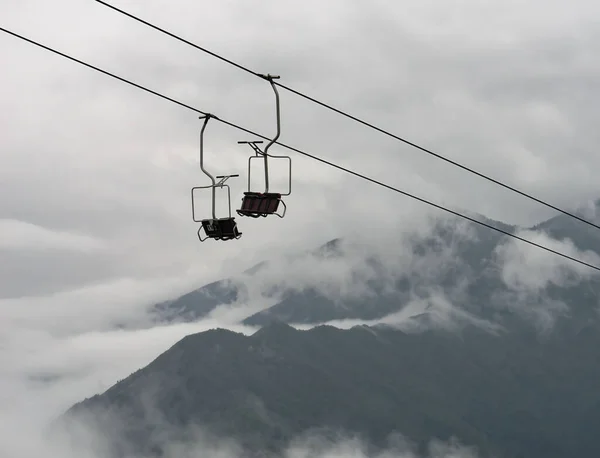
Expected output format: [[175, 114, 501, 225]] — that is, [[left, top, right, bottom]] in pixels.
[[265, 194, 280, 213], [218, 217, 239, 235], [241, 193, 262, 213], [201, 217, 240, 239], [241, 192, 281, 215], [202, 219, 220, 237]]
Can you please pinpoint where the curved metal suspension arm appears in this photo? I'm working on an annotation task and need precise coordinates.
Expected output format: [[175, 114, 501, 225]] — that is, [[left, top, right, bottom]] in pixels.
[[199, 115, 217, 219], [261, 74, 280, 193], [262, 77, 281, 157]]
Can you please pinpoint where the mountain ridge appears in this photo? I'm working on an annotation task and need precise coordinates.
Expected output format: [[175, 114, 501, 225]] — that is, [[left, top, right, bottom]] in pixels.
[[62, 316, 600, 458]]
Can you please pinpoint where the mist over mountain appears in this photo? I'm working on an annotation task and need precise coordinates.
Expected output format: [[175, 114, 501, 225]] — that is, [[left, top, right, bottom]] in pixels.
[[149, 202, 600, 332], [59, 202, 600, 458]]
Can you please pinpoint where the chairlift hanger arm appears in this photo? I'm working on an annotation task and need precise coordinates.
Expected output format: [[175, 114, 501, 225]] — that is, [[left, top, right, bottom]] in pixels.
[[237, 74, 290, 216], [262, 78, 281, 158], [197, 115, 217, 219], [198, 116, 215, 185], [257, 74, 281, 193], [237, 72, 291, 198]]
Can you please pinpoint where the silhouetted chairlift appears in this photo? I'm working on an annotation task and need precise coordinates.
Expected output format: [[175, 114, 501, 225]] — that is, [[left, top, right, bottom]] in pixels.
[[237, 74, 291, 219], [191, 115, 242, 242]]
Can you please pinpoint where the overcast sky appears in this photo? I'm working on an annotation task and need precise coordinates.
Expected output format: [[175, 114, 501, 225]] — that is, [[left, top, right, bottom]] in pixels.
[[2, 0, 600, 456]]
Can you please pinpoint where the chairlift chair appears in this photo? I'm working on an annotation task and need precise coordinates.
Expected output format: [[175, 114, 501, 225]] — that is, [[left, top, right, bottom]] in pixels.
[[191, 115, 242, 242], [237, 74, 292, 219]]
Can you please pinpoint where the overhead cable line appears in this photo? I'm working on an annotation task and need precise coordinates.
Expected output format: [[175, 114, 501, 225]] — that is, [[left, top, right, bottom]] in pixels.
[[2, 26, 600, 273], [92, 0, 600, 234]]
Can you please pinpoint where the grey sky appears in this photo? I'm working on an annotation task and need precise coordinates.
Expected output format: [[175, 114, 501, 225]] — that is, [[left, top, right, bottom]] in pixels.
[[2, 0, 600, 456], [3, 0, 600, 298]]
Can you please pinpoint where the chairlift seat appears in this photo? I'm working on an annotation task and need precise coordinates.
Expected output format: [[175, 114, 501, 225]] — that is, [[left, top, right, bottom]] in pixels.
[[199, 217, 242, 241], [237, 192, 283, 218]]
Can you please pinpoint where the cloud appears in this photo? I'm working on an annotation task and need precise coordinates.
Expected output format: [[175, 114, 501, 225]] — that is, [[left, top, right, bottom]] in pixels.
[[0, 263, 238, 339], [47, 388, 481, 458], [491, 229, 600, 331], [0, 219, 105, 252], [200, 211, 476, 321], [495, 229, 600, 292], [285, 434, 480, 458], [196, 212, 508, 339], [48, 420, 482, 458], [0, 315, 260, 456], [0, 304, 483, 458]]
